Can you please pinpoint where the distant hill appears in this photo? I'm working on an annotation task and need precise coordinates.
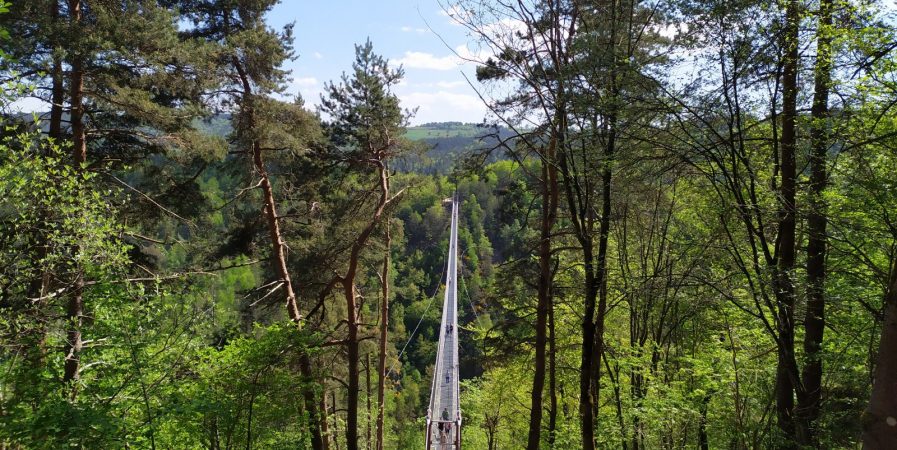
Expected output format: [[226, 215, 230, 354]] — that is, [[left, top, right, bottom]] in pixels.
[[405, 122, 492, 139], [3, 112, 513, 175], [400, 122, 515, 174]]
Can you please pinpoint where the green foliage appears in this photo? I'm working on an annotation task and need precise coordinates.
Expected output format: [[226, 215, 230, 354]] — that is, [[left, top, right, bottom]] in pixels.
[[0, 1, 895, 448]]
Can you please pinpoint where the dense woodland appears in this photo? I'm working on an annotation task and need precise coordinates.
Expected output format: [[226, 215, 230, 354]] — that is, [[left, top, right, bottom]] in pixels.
[[1, 0, 897, 448]]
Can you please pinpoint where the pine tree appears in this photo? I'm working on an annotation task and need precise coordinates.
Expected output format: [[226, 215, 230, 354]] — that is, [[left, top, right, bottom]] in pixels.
[[320, 40, 410, 450]]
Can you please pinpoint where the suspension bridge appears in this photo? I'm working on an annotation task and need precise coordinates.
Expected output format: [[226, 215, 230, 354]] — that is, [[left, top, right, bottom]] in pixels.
[[425, 196, 462, 449]]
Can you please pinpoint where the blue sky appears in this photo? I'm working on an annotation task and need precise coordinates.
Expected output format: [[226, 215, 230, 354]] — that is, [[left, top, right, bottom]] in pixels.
[[268, 1, 488, 125]]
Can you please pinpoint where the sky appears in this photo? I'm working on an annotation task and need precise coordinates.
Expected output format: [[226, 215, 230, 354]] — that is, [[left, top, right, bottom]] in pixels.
[[268, 0, 488, 125]]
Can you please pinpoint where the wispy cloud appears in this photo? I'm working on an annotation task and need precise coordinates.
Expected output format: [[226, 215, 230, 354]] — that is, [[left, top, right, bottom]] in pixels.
[[392, 44, 488, 71], [312, 51, 324, 60], [400, 26, 428, 34], [399, 91, 486, 123], [393, 51, 459, 71]]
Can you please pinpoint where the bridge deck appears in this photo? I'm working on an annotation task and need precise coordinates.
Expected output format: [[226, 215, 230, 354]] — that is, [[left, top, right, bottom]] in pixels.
[[427, 197, 461, 449]]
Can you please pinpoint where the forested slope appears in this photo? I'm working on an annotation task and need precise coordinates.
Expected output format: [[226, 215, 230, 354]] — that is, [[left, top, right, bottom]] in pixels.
[[2, 0, 897, 449]]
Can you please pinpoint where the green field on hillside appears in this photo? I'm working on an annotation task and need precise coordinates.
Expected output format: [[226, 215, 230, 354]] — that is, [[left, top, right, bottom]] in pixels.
[[405, 122, 485, 140]]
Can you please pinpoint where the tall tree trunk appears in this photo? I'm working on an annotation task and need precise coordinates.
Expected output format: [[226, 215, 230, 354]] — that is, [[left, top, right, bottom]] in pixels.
[[344, 277, 361, 450], [344, 160, 390, 450], [376, 221, 391, 450], [862, 258, 897, 448], [331, 391, 341, 450], [591, 113, 615, 427], [580, 259, 597, 450], [253, 137, 301, 322], [301, 354, 326, 450], [548, 272, 558, 448], [365, 353, 372, 450], [589, 2, 619, 432], [321, 390, 331, 450], [699, 392, 712, 450], [231, 53, 302, 325], [558, 132, 597, 450], [556, 83, 598, 450], [797, 0, 832, 444], [63, 0, 85, 389], [775, 0, 801, 445], [231, 49, 323, 450], [49, 0, 64, 141], [527, 133, 559, 450]]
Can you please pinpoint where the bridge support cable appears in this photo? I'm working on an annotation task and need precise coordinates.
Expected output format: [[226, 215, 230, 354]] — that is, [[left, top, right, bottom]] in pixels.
[[425, 196, 462, 449]]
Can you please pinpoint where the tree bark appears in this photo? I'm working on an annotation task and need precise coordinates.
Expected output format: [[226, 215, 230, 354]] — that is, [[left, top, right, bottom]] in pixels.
[[230, 50, 302, 325], [376, 221, 390, 450], [301, 354, 326, 450], [231, 45, 323, 450], [591, 113, 615, 426], [321, 389, 331, 450], [797, 0, 832, 444], [48, 0, 64, 141], [548, 267, 558, 448], [775, 0, 801, 445], [62, 0, 85, 390], [365, 353, 372, 450], [331, 391, 341, 450], [527, 131, 559, 450], [862, 258, 897, 448], [555, 68, 598, 450], [344, 160, 390, 450]]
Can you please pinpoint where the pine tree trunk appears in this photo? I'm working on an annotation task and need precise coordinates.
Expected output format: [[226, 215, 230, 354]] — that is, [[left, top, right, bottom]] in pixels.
[[376, 222, 390, 450], [344, 279, 361, 450], [49, 1, 64, 141], [252, 138, 302, 322], [230, 49, 321, 450], [591, 114, 615, 427], [548, 277, 558, 448], [527, 132, 559, 450], [862, 258, 897, 448], [344, 161, 390, 450], [301, 354, 326, 450], [321, 390, 331, 450], [331, 391, 341, 450], [230, 50, 302, 325], [558, 136, 598, 450], [365, 353, 372, 450], [797, 0, 832, 444], [775, 0, 800, 445]]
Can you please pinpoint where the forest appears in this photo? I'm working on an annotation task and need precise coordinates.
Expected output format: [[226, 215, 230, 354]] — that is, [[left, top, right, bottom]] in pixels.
[[1, 0, 897, 449]]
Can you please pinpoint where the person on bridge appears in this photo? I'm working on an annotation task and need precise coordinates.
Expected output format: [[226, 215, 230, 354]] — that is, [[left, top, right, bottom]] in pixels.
[[442, 408, 449, 421]]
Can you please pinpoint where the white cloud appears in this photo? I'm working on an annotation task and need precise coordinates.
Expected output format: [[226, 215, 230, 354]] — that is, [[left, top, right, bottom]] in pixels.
[[399, 91, 487, 124], [394, 51, 460, 71], [392, 45, 489, 72], [312, 51, 324, 60], [400, 26, 428, 34]]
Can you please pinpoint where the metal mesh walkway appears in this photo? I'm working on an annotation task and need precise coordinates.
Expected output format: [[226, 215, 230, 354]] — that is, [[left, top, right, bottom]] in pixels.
[[426, 197, 461, 449]]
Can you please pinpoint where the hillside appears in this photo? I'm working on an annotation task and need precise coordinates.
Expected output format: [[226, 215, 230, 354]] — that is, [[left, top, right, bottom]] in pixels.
[[399, 122, 514, 174]]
